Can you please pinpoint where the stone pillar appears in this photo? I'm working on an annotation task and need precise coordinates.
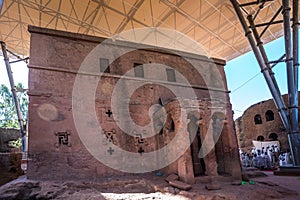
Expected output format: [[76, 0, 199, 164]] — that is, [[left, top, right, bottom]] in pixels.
[[179, 110, 195, 184], [198, 119, 219, 177], [178, 148, 195, 184], [168, 105, 195, 184]]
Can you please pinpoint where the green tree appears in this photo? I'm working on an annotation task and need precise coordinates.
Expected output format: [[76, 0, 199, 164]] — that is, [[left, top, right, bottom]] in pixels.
[[0, 83, 28, 128]]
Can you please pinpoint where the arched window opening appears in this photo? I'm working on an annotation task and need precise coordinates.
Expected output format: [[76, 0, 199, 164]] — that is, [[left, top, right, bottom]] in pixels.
[[265, 110, 274, 121], [254, 114, 262, 124], [269, 133, 278, 141], [257, 135, 265, 141]]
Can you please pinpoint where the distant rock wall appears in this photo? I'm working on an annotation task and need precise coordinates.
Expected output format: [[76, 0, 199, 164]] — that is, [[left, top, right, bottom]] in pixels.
[[0, 152, 22, 172], [0, 128, 20, 152], [235, 93, 298, 152]]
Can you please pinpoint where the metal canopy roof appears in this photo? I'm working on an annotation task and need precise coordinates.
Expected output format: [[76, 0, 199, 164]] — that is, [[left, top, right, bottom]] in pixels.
[[0, 0, 297, 60]]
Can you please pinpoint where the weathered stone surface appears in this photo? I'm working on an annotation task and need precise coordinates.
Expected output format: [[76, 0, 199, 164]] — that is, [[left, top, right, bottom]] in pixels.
[[231, 180, 242, 185], [169, 180, 192, 191], [212, 194, 233, 200], [27, 26, 241, 181], [0, 175, 298, 200], [235, 93, 296, 152], [205, 183, 221, 190], [246, 171, 267, 178], [0, 152, 23, 178], [174, 188, 181, 194], [256, 181, 278, 186], [194, 194, 237, 200], [178, 190, 197, 198], [178, 151, 195, 184], [163, 186, 176, 194], [0, 128, 20, 152], [241, 172, 250, 181], [165, 173, 179, 183]]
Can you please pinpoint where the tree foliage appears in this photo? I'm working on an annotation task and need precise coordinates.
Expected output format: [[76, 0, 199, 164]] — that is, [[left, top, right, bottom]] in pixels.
[[0, 83, 28, 128]]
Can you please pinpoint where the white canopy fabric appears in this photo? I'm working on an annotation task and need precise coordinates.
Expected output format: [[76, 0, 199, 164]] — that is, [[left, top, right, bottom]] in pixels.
[[0, 0, 295, 60]]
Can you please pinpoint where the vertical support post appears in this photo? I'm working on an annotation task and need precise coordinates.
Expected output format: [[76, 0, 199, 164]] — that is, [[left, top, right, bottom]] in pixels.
[[247, 14, 283, 102], [282, 0, 300, 166], [1, 41, 26, 152], [230, 0, 291, 133], [292, 0, 299, 139]]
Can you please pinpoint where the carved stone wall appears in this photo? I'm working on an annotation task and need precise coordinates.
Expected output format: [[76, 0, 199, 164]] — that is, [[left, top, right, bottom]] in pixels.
[[160, 99, 241, 182], [27, 26, 241, 181], [0, 128, 20, 152], [235, 93, 300, 153]]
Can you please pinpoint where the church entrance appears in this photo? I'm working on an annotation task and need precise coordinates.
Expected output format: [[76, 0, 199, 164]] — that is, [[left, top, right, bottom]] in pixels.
[[188, 113, 206, 176]]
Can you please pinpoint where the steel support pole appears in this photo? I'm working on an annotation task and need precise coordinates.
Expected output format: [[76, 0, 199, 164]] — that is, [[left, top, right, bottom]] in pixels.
[[282, 0, 300, 166], [248, 14, 283, 101], [1, 41, 26, 152], [292, 0, 299, 118], [230, 0, 291, 133], [248, 13, 299, 165]]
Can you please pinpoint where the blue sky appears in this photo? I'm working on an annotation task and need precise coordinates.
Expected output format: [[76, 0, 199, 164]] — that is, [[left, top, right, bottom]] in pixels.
[[0, 58, 28, 88], [0, 36, 293, 120], [225, 36, 291, 119]]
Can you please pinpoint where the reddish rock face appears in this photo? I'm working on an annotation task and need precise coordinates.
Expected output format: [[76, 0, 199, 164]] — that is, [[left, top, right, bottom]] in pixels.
[[27, 26, 241, 181], [235, 94, 297, 153]]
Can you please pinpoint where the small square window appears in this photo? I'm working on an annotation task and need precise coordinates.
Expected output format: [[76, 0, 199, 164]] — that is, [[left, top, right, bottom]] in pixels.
[[166, 68, 176, 82], [134, 63, 144, 78], [100, 58, 110, 73]]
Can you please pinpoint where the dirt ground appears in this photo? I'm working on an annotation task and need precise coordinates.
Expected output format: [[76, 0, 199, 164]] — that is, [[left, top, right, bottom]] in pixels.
[[0, 170, 299, 200]]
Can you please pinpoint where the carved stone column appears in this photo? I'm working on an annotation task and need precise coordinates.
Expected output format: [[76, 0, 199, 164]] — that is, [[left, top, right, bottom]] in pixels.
[[198, 118, 219, 177]]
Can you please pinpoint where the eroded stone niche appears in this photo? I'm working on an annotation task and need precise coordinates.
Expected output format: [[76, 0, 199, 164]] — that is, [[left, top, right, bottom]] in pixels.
[[27, 26, 241, 182]]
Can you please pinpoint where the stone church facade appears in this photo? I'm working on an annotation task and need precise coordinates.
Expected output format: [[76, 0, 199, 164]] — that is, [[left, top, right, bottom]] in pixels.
[[27, 26, 241, 182]]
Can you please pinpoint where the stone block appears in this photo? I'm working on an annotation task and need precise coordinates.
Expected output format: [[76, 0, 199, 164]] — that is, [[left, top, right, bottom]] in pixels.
[[178, 190, 197, 198], [163, 186, 176, 194], [205, 183, 221, 190], [241, 172, 250, 181], [231, 180, 242, 185], [165, 173, 179, 183], [177, 152, 195, 184], [169, 180, 192, 191]]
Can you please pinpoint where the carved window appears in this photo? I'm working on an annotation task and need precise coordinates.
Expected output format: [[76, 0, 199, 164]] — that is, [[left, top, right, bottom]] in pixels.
[[100, 58, 110, 73], [269, 133, 278, 141], [254, 114, 262, 124], [134, 63, 144, 78], [257, 135, 264, 141], [166, 68, 176, 82], [265, 110, 274, 121]]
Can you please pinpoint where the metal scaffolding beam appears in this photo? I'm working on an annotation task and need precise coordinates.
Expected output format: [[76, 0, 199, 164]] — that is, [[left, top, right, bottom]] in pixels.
[[292, 0, 299, 119], [0, 41, 26, 153], [282, 0, 300, 166], [230, 0, 300, 166]]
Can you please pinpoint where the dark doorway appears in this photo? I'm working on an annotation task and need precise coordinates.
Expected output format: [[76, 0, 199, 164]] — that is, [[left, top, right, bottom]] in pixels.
[[188, 114, 206, 176]]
